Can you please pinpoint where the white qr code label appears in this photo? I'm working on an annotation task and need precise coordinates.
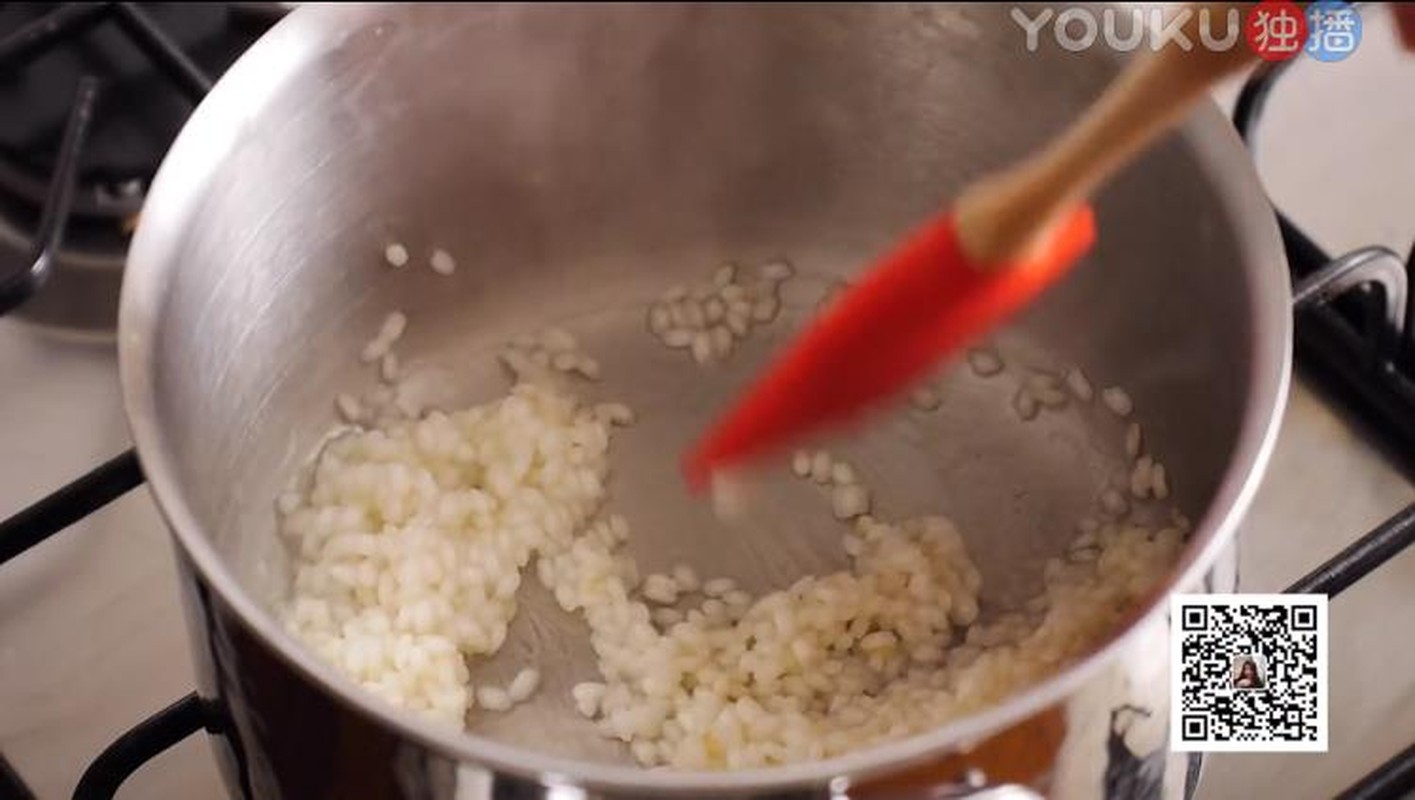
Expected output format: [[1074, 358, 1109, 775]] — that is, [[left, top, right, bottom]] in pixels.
[[1170, 593, 1328, 753]]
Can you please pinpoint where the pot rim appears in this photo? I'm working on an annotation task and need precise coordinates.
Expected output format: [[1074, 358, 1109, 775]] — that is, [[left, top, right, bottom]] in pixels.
[[117, 4, 1291, 794]]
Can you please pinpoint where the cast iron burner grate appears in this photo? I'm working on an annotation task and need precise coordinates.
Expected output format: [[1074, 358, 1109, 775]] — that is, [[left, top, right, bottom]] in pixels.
[[0, 2, 283, 319], [0, 9, 1413, 799]]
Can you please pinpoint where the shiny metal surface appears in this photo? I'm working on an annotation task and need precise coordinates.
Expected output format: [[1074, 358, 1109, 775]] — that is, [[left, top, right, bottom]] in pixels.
[[116, 3, 1287, 797], [1291, 246, 1409, 338]]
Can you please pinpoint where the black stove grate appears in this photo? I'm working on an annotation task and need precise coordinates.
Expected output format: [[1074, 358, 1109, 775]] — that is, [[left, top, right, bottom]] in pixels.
[[0, 2, 281, 315], [0, 9, 1413, 800], [0, 74, 99, 316], [0, 3, 213, 100]]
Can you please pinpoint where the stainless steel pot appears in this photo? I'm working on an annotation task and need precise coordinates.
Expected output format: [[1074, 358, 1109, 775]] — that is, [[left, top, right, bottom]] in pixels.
[[112, 4, 1289, 799]]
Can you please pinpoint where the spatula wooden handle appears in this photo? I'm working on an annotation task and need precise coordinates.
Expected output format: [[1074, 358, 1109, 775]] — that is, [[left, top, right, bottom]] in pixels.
[[957, 2, 1257, 267]]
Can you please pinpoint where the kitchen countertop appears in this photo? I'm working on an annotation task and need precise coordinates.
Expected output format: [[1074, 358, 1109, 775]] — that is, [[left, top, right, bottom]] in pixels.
[[1, 8, 1412, 800]]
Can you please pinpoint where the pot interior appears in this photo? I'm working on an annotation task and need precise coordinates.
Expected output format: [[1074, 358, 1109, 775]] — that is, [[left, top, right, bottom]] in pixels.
[[129, 3, 1268, 769]]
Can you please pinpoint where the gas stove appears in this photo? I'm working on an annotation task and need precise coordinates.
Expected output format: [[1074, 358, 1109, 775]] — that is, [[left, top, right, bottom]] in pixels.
[[0, 2, 285, 333], [0, 5, 1412, 800]]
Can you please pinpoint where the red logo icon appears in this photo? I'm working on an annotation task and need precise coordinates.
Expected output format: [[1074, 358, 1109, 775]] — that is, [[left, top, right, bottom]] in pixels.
[[1245, 0, 1309, 61]]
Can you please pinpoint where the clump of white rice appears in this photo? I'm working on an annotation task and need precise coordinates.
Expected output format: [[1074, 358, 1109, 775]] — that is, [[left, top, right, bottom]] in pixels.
[[280, 349, 1183, 768], [539, 508, 1181, 768], [280, 381, 612, 726], [647, 260, 791, 364]]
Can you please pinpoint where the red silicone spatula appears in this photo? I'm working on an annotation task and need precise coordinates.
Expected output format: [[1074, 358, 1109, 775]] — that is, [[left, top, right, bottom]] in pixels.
[[684, 3, 1256, 490]]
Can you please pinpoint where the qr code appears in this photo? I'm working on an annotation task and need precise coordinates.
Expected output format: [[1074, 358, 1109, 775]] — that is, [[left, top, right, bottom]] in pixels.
[[1170, 593, 1328, 752]]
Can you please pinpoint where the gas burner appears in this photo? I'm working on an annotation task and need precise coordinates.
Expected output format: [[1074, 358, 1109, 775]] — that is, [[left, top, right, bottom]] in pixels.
[[0, 2, 285, 334]]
